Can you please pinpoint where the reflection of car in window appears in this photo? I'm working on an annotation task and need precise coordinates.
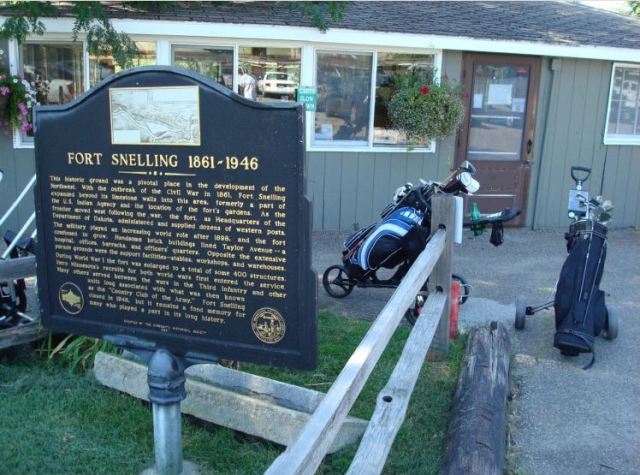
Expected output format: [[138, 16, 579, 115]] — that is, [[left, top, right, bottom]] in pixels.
[[257, 72, 297, 98]]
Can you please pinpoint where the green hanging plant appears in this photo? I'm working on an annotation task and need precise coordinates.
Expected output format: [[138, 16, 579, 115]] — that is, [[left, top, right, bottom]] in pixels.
[[387, 69, 465, 145]]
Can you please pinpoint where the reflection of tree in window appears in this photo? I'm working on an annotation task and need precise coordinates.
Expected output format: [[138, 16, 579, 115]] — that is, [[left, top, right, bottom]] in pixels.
[[173, 47, 233, 89], [607, 66, 640, 136], [90, 42, 156, 87]]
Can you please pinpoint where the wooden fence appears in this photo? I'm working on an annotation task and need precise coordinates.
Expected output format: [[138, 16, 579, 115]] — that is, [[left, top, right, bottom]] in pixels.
[[265, 194, 456, 475]]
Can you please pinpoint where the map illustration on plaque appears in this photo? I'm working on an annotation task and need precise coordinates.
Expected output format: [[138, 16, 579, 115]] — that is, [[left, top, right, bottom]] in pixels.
[[110, 86, 201, 146]]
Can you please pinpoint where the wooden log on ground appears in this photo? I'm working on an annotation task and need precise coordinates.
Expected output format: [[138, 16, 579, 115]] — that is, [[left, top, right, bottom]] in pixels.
[[439, 321, 511, 475]]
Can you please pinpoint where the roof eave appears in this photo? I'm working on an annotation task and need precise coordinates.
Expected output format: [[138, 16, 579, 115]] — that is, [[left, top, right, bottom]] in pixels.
[[2, 16, 638, 63]]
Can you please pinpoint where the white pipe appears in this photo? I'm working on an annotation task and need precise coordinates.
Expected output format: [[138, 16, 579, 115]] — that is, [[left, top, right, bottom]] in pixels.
[[2, 211, 35, 259], [0, 174, 36, 229]]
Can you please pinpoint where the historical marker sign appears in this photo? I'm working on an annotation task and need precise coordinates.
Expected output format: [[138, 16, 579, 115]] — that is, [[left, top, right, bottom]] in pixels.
[[34, 66, 317, 369]]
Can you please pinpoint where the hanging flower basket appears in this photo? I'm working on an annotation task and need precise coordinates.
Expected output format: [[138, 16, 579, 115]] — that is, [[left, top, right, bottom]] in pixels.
[[387, 70, 465, 145], [0, 74, 37, 134], [0, 49, 37, 134]]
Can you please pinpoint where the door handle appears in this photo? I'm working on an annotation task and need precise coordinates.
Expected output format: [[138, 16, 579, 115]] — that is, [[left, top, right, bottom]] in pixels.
[[526, 139, 533, 155]]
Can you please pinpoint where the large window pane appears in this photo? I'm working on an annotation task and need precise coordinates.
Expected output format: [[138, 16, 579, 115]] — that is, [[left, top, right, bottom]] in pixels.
[[239, 47, 300, 103], [22, 43, 83, 105], [606, 66, 640, 139], [314, 52, 372, 144], [89, 42, 156, 86], [173, 46, 233, 90], [374, 53, 434, 146]]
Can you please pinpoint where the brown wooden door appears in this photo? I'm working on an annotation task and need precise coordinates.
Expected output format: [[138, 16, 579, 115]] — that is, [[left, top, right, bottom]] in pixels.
[[457, 53, 541, 226]]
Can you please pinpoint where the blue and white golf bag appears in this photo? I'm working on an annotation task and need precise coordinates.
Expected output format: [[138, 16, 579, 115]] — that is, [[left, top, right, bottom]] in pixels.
[[342, 205, 429, 278]]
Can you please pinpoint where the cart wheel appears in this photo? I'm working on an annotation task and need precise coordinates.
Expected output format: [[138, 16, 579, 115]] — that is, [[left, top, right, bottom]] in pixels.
[[452, 274, 470, 305], [322, 265, 354, 298], [405, 289, 429, 326], [603, 304, 619, 341], [515, 295, 527, 330]]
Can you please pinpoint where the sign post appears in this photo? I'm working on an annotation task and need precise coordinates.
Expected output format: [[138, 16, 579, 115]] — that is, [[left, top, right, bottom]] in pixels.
[[33, 66, 317, 472], [147, 350, 187, 475]]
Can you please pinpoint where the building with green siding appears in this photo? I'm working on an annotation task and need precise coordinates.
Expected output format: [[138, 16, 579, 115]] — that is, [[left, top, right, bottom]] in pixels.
[[0, 1, 638, 233]]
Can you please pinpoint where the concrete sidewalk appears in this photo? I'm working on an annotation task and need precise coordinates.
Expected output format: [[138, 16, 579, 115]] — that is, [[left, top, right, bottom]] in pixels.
[[313, 227, 640, 475]]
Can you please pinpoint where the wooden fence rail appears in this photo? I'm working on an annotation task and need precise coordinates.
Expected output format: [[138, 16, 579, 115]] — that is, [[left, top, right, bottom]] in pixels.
[[0, 255, 44, 350], [0, 255, 36, 281], [265, 195, 455, 475]]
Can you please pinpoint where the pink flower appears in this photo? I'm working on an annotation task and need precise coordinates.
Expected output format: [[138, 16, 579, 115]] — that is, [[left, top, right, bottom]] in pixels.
[[19, 122, 30, 132], [0, 86, 9, 96], [18, 103, 27, 114], [420, 86, 430, 95], [0, 75, 5, 80]]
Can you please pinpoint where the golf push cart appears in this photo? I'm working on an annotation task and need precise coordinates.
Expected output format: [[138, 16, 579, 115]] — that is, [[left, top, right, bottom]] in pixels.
[[514, 166, 618, 367]]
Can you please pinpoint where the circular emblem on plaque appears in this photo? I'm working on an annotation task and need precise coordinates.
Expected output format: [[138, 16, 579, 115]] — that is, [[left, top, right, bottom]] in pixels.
[[251, 307, 286, 344], [58, 282, 84, 315]]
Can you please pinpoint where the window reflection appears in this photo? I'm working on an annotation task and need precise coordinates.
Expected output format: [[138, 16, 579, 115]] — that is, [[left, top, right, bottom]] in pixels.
[[22, 43, 83, 106], [238, 47, 301, 103], [89, 42, 156, 86], [607, 66, 639, 137], [314, 52, 372, 144], [172, 46, 233, 89]]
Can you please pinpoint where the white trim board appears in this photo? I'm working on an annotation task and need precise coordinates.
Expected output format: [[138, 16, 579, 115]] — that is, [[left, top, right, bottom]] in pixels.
[[2, 16, 639, 62]]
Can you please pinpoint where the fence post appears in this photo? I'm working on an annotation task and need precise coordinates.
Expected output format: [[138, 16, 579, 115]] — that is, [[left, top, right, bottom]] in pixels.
[[429, 194, 455, 359]]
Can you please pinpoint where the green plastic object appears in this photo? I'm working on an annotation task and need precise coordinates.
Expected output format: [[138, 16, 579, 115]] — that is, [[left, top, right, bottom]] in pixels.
[[470, 202, 484, 236]]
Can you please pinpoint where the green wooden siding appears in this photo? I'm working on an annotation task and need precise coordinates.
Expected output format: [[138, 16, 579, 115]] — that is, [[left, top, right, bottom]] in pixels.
[[531, 58, 640, 228]]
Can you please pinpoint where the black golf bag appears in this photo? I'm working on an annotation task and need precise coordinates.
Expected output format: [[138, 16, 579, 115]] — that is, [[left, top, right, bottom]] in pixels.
[[553, 220, 608, 367]]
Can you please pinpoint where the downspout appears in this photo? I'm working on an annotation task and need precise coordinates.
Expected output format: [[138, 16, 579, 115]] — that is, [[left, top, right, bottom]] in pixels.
[[531, 57, 561, 229]]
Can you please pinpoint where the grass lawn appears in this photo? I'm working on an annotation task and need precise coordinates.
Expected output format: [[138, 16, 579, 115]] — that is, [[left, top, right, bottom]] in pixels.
[[0, 311, 465, 475]]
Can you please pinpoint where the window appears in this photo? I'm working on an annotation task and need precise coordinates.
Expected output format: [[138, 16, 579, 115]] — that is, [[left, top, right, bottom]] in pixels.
[[20, 42, 84, 142], [11, 38, 440, 151], [172, 46, 233, 89], [314, 52, 373, 144], [605, 63, 640, 145], [374, 53, 434, 146], [89, 42, 156, 86], [238, 47, 301, 102], [22, 42, 84, 106]]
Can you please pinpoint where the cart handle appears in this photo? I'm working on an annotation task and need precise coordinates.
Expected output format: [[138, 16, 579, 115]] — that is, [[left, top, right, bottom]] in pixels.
[[571, 166, 591, 185]]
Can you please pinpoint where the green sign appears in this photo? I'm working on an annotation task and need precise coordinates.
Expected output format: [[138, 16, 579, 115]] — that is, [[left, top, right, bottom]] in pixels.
[[297, 86, 317, 112]]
